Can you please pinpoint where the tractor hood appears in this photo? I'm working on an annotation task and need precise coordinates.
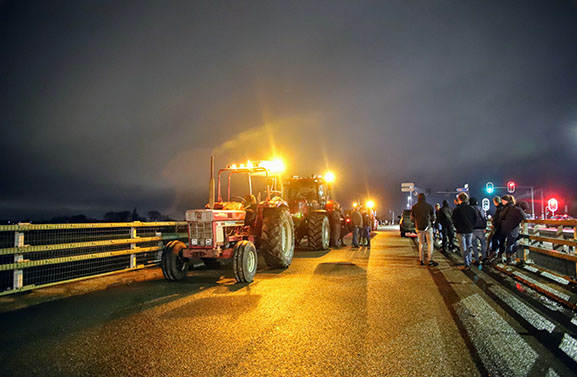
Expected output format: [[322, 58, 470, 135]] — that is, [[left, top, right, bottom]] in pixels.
[[186, 209, 245, 222]]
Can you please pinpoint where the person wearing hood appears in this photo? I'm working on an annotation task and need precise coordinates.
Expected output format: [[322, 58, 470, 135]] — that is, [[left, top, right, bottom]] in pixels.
[[411, 193, 438, 266], [469, 197, 488, 264], [452, 192, 478, 271], [437, 200, 456, 253]]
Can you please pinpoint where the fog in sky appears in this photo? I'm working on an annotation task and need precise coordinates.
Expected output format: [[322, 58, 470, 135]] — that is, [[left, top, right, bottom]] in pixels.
[[1, 0, 577, 220]]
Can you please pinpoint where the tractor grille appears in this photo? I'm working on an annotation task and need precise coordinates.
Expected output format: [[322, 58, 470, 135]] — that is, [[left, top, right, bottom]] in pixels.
[[189, 222, 212, 240]]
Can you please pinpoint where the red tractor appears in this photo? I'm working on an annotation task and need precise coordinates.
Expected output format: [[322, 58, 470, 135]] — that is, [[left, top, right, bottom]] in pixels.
[[161, 158, 295, 284], [285, 174, 343, 250]]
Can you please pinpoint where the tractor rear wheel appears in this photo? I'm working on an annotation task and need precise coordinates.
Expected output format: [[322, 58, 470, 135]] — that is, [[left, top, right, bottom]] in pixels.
[[308, 212, 330, 250], [233, 240, 257, 283], [161, 240, 188, 281], [260, 208, 295, 268]]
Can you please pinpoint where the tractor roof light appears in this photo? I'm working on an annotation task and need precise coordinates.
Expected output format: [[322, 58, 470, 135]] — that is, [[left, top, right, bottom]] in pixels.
[[258, 158, 285, 174], [324, 171, 336, 183], [366, 200, 375, 209]]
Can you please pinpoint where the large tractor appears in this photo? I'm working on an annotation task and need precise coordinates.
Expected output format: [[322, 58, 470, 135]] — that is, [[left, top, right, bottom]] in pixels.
[[161, 158, 295, 284], [285, 173, 343, 250]]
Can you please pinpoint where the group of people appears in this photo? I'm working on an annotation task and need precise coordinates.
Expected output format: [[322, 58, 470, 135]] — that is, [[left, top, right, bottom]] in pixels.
[[412, 192, 528, 270], [350, 206, 372, 248]]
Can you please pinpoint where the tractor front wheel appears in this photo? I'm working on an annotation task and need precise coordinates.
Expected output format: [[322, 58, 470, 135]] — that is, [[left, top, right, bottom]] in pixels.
[[161, 240, 188, 281], [261, 208, 295, 268], [233, 240, 257, 283], [308, 213, 330, 250]]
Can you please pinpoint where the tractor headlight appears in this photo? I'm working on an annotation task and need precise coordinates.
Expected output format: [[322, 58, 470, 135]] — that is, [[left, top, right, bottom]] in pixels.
[[205, 238, 213, 246], [190, 238, 198, 246]]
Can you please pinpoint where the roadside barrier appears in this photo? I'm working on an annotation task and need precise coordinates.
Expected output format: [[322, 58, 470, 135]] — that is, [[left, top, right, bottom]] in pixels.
[[0, 222, 187, 296], [520, 219, 577, 281]]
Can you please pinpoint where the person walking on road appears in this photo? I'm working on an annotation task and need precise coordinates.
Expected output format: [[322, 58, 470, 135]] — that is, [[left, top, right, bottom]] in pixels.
[[452, 192, 478, 271], [350, 206, 363, 248], [438, 200, 456, 253], [469, 197, 488, 264], [411, 193, 438, 266]]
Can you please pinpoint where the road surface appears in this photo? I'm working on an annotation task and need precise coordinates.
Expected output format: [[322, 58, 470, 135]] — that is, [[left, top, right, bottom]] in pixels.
[[0, 227, 575, 376]]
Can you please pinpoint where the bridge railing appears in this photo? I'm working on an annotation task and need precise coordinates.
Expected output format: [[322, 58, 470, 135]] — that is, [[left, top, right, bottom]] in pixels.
[[0, 222, 188, 296], [520, 219, 577, 281]]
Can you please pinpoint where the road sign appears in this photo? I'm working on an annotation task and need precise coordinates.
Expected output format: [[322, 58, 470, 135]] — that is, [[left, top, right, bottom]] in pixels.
[[482, 198, 490, 212], [401, 182, 414, 192], [456, 187, 468, 192]]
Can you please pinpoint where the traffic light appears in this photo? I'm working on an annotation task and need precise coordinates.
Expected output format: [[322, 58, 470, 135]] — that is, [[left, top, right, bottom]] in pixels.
[[485, 182, 494, 194], [507, 181, 516, 193], [547, 198, 558, 214]]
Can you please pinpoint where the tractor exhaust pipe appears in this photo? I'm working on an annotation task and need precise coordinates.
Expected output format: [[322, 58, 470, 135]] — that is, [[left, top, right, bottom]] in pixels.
[[208, 155, 215, 209]]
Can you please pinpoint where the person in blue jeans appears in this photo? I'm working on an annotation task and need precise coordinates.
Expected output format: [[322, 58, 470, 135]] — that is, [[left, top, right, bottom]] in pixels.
[[451, 192, 478, 271], [469, 197, 488, 264], [350, 207, 363, 248]]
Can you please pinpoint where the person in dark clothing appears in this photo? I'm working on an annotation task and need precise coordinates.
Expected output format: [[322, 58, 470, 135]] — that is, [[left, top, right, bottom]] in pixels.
[[489, 196, 505, 260], [438, 200, 456, 253], [499, 195, 526, 263], [360, 208, 371, 247], [335, 203, 348, 246], [469, 197, 488, 264], [411, 193, 437, 266], [350, 207, 363, 248], [452, 192, 478, 270]]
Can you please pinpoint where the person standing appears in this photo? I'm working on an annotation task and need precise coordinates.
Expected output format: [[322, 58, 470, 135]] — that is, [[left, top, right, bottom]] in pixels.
[[361, 208, 372, 248], [438, 200, 456, 253], [411, 193, 437, 266], [350, 206, 363, 248], [452, 192, 478, 271], [489, 196, 505, 261], [499, 195, 526, 264], [469, 197, 488, 264]]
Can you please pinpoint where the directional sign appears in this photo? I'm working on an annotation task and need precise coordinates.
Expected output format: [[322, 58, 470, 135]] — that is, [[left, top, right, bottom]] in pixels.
[[482, 198, 490, 212], [401, 182, 414, 192]]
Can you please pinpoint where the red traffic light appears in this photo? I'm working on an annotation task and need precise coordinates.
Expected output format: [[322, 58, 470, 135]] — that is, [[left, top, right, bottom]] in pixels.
[[507, 180, 516, 193], [548, 198, 558, 214]]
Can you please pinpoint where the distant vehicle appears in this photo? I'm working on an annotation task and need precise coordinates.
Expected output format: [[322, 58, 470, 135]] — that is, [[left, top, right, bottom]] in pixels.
[[399, 209, 415, 237]]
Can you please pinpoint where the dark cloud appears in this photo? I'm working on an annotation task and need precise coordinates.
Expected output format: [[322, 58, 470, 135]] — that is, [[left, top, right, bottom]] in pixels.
[[1, 0, 577, 220]]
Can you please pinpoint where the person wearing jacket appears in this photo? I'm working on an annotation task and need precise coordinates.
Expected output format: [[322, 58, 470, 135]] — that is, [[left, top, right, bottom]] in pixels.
[[350, 207, 363, 248], [452, 192, 478, 271], [489, 196, 506, 260], [438, 200, 456, 253], [499, 195, 526, 263], [360, 208, 371, 248], [469, 197, 488, 264], [411, 193, 438, 266]]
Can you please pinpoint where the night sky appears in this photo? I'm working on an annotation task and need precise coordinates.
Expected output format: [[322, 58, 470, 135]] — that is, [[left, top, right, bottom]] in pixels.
[[2, 0, 577, 220]]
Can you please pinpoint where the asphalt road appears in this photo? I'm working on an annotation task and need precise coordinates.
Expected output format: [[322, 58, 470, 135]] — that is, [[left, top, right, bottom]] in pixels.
[[0, 227, 574, 376]]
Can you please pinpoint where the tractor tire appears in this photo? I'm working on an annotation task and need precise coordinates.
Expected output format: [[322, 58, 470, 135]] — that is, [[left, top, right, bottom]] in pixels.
[[201, 258, 227, 269], [161, 240, 188, 281], [330, 218, 341, 248], [308, 212, 330, 250], [260, 208, 295, 268], [233, 240, 257, 283]]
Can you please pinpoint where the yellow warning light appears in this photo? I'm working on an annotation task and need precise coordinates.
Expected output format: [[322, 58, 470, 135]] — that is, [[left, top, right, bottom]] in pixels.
[[353, 202, 358, 208], [366, 200, 375, 209], [324, 171, 336, 183], [259, 158, 285, 174], [231, 164, 237, 169], [247, 160, 254, 169]]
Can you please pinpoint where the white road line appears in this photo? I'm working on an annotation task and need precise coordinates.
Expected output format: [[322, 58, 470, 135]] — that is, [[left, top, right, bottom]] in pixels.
[[559, 333, 577, 363], [455, 293, 537, 377], [488, 285, 556, 333]]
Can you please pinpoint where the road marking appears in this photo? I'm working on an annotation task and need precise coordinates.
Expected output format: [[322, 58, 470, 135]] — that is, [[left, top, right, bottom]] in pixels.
[[488, 285, 555, 333], [454, 293, 537, 377], [540, 271, 570, 286], [559, 333, 577, 363], [546, 368, 560, 377], [571, 315, 577, 327]]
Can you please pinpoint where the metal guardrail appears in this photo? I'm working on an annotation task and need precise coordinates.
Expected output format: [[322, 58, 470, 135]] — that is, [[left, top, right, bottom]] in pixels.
[[0, 221, 187, 296], [520, 219, 577, 281]]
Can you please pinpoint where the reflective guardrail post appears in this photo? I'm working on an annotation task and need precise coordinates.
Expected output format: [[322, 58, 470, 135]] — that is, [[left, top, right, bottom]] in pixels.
[[13, 231, 24, 290], [129, 226, 137, 269]]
